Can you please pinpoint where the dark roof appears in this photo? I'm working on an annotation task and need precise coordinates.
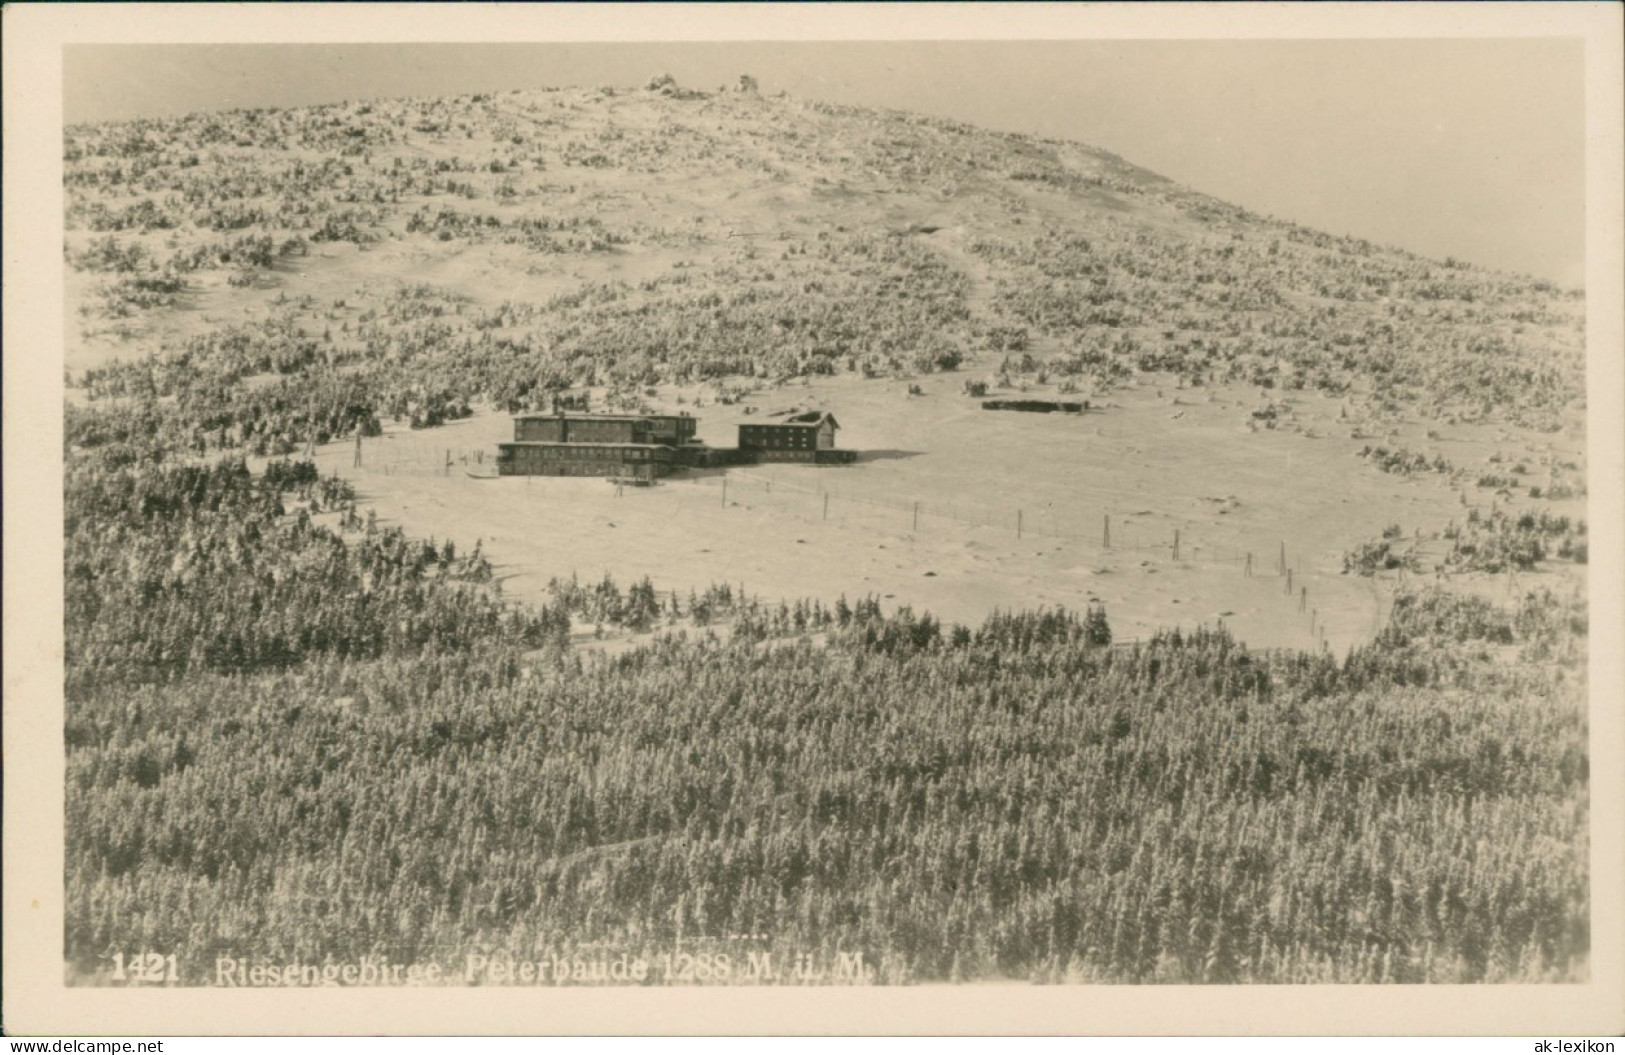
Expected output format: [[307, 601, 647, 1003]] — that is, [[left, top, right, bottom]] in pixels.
[[513, 412, 690, 422], [499, 441, 675, 450], [747, 412, 840, 429]]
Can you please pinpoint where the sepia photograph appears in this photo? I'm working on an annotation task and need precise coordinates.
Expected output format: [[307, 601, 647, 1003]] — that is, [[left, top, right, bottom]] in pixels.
[[5, 1, 1623, 1039]]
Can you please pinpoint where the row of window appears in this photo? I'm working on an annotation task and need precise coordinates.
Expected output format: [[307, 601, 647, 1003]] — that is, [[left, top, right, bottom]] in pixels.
[[541, 464, 658, 477], [741, 429, 816, 448], [510, 450, 661, 462], [518, 427, 651, 443]]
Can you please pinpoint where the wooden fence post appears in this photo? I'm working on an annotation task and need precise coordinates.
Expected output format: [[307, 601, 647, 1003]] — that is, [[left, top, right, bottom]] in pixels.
[[1017, 509, 1023, 539], [1104, 515, 1111, 550], [1286, 568, 1293, 595], [913, 502, 919, 531], [1173, 529, 1180, 561]]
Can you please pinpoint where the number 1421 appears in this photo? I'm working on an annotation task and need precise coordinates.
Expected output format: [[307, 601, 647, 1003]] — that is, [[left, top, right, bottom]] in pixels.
[[110, 952, 179, 983]]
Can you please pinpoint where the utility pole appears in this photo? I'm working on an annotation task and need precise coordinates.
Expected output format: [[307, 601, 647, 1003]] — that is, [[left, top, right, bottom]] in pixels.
[[305, 390, 317, 460]]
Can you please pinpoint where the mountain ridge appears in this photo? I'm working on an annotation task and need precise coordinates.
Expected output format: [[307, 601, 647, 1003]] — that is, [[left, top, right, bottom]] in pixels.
[[65, 81, 1584, 438]]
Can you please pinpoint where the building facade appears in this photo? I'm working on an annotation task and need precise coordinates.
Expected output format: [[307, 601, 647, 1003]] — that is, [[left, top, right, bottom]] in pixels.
[[513, 413, 698, 446], [737, 412, 853, 463], [496, 441, 676, 480]]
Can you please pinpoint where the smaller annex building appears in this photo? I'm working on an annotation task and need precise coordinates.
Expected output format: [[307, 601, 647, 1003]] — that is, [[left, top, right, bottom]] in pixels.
[[738, 412, 855, 464]]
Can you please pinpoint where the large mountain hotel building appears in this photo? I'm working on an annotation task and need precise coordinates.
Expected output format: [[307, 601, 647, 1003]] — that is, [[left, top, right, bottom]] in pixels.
[[495, 410, 854, 479]]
